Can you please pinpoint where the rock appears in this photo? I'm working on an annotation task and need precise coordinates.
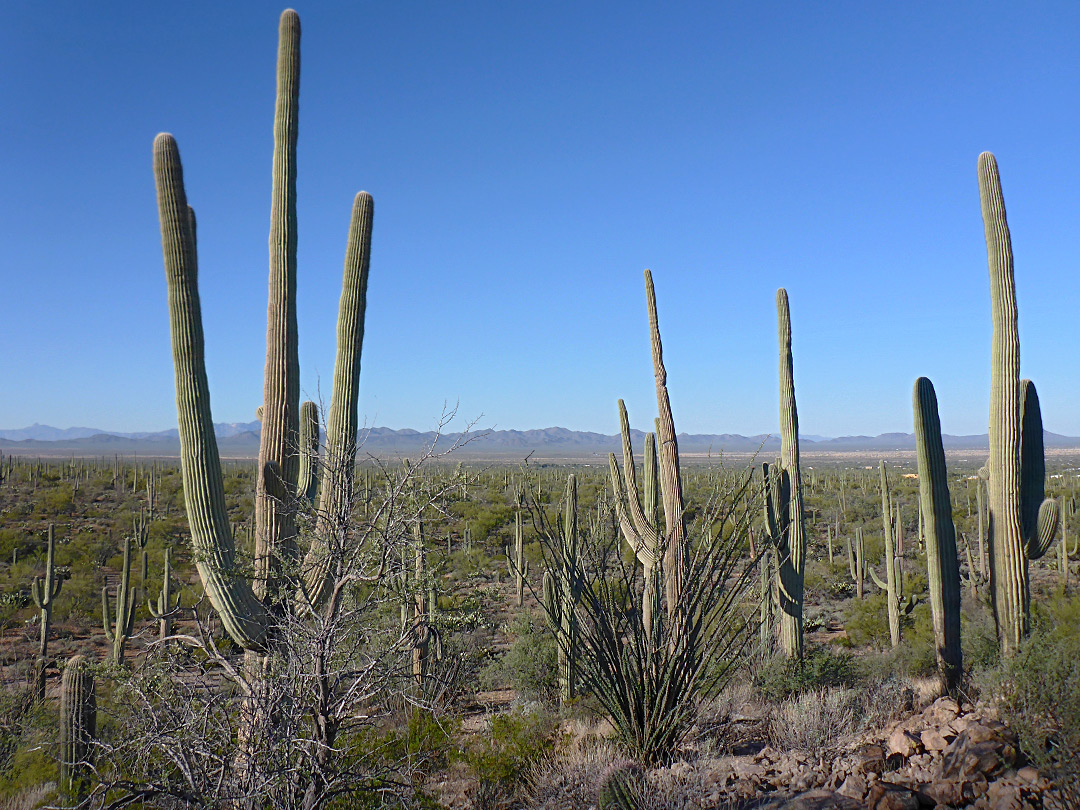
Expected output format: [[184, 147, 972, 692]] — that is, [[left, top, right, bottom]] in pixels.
[[752, 789, 864, 809], [920, 728, 950, 752], [888, 729, 923, 758], [837, 774, 867, 801], [1015, 765, 1040, 784], [854, 744, 886, 775], [865, 782, 923, 810]]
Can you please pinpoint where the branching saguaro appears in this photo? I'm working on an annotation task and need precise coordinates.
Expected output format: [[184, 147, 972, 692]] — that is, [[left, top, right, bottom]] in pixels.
[[978, 151, 1059, 653]]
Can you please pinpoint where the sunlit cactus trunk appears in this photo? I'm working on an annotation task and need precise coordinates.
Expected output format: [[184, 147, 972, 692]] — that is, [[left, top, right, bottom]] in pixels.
[[31, 524, 62, 702], [102, 534, 136, 665], [879, 461, 901, 648], [60, 655, 95, 802], [913, 378, 963, 696], [773, 289, 805, 659], [979, 152, 1059, 653]]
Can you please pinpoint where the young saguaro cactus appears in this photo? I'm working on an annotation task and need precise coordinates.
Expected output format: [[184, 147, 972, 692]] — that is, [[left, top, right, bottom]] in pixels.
[[102, 534, 136, 665], [32, 524, 63, 702], [979, 152, 1060, 653], [154, 11, 374, 648], [60, 654, 96, 801], [147, 547, 181, 642], [913, 377, 963, 696]]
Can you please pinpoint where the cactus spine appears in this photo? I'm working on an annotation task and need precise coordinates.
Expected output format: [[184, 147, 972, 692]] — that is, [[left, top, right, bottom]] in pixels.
[[913, 377, 963, 696], [102, 534, 136, 665], [31, 524, 62, 701], [148, 547, 181, 641], [979, 151, 1059, 652], [767, 289, 806, 659], [60, 654, 96, 801]]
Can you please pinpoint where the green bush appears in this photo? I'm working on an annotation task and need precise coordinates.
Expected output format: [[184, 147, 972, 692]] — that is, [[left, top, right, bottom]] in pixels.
[[754, 645, 863, 703], [989, 624, 1080, 804], [479, 615, 557, 701], [462, 707, 562, 798]]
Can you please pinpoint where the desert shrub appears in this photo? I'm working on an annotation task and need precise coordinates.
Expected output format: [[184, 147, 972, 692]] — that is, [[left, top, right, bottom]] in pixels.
[[989, 626, 1080, 805], [769, 687, 858, 755], [754, 645, 863, 703], [526, 738, 621, 810], [464, 707, 562, 805], [480, 616, 557, 702], [843, 592, 892, 648], [960, 598, 1000, 673]]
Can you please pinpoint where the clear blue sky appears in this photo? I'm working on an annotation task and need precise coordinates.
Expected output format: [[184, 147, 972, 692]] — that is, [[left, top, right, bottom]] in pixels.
[[3, 2, 1078, 438]]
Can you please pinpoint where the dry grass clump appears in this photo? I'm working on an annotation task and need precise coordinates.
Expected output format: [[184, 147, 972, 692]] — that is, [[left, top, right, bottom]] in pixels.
[[768, 687, 858, 756], [525, 737, 621, 810]]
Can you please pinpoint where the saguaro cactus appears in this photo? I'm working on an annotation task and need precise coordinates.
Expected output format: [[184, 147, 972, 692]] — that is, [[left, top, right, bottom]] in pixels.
[[766, 289, 806, 660], [543, 475, 582, 703], [154, 11, 374, 648], [913, 378, 963, 696], [60, 654, 96, 801], [876, 461, 902, 648], [102, 535, 136, 665], [297, 400, 321, 507], [148, 547, 181, 642], [979, 152, 1059, 653], [609, 270, 688, 649], [32, 524, 62, 702]]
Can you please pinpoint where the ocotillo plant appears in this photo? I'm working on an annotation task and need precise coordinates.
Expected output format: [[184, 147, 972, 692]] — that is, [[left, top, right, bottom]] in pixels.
[[770, 288, 806, 659], [147, 547, 181, 642], [153, 10, 373, 651], [31, 524, 62, 702], [102, 535, 136, 665], [913, 378, 963, 696], [979, 152, 1059, 653], [60, 654, 96, 802]]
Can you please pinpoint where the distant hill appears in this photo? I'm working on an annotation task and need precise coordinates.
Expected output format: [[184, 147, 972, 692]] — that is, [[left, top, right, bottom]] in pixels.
[[4, 422, 1080, 458]]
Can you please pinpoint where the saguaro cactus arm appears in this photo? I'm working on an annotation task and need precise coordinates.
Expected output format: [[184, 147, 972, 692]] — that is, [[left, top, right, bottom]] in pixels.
[[154, 133, 270, 650], [1019, 380, 1059, 559], [297, 400, 321, 507], [913, 377, 963, 696], [302, 191, 374, 608]]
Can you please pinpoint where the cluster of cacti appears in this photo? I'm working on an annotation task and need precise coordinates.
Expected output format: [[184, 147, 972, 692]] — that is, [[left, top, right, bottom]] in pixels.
[[59, 654, 96, 802], [978, 152, 1060, 653], [102, 533, 136, 665], [153, 8, 373, 651], [872, 461, 903, 647], [31, 524, 62, 701], [912, 377, 963, 695], [542, 474, 582, 702], [761, 289, 806, 660]]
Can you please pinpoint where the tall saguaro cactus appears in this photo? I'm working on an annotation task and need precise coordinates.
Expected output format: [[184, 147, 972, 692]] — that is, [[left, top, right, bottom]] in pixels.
[[297, 400, 321, 507], [979, 151, 1059, 653], [771, 289, 806, 659], [877, 461, 902, 648], [60, 654, 96, 802], [544, 475, 582, 703], [154, 11, 373, 650], [913, 378, 963, 696], [148, 547, 181, 642], [32, 524, 62, 702], [256, 8, 302, 607], [609, 270, 688, 648]]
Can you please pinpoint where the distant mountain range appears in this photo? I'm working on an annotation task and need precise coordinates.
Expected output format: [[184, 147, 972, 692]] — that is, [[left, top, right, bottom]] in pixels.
[[4, 422, 1080, 458]]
